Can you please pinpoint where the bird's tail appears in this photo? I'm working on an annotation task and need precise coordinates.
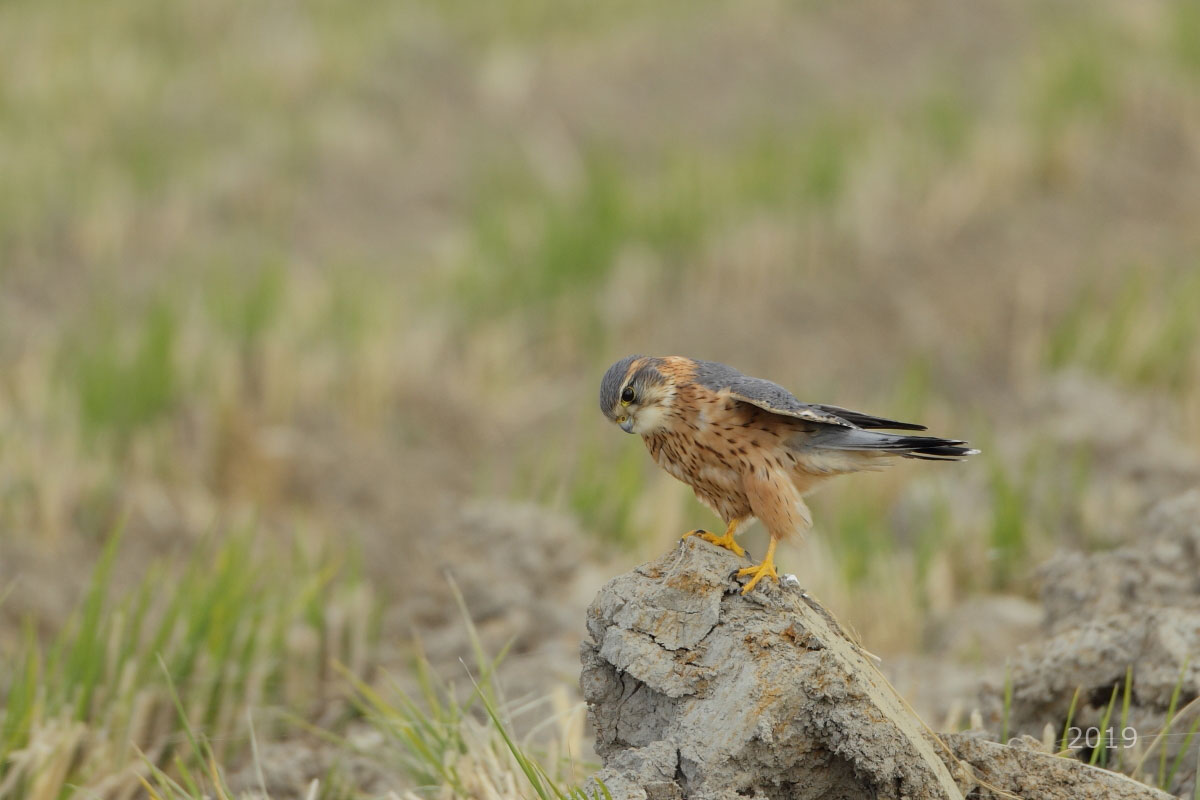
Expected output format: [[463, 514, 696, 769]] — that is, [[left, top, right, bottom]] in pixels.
[[892, 436, 980, 461], [806, 428, 980, 461]]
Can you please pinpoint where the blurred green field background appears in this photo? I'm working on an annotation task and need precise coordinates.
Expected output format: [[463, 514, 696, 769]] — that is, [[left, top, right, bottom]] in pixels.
[[2, 0, 1200, 796]]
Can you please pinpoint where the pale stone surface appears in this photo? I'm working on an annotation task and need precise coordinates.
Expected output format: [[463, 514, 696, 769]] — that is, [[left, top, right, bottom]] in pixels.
[[582, 536, 1175, 800]]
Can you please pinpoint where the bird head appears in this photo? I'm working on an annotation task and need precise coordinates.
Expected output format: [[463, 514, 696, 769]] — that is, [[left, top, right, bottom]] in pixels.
[[599, 355, 675, 435]]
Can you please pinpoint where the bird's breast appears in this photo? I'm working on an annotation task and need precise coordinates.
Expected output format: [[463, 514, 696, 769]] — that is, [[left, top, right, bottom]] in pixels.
[[644, 429, 742, 487]]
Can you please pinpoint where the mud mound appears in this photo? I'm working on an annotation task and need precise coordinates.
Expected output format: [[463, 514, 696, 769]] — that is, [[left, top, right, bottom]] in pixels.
[[581, 537, 1169, 800], [398, 500, 603, 702], [1039, 490, 1200, 634], [982, 489, 1200, 798]]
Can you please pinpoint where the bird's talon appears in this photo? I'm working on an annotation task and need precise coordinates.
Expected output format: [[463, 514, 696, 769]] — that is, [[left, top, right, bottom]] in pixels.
[[736, 540, 780, 594], [737, 562, 779, 593], [682, 527, 746, 557]]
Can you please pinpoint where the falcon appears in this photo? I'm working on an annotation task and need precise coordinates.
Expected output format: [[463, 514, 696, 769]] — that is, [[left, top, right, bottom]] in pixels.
[[599, 355, 978, 593]]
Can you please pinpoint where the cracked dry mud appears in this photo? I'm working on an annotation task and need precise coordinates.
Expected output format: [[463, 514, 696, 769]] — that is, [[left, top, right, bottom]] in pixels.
[[980, 489, 1200, 798], [581, 536, 1174, 800]]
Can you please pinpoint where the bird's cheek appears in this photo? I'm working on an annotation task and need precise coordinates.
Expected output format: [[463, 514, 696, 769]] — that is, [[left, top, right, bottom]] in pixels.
[[631, 405, 667, 434]]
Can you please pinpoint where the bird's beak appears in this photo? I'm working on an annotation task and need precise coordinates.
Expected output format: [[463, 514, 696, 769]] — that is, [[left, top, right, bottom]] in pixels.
[[618, 415, 635, 434]]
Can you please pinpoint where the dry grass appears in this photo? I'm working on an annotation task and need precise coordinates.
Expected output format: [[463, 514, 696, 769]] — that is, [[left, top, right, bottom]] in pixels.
[[3, 0, 1200, 795]]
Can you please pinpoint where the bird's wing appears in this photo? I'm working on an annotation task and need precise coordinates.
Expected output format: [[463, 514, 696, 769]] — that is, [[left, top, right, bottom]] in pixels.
[[808, 404, 927, 431], [689, 360, 972, 458], [689, 359, 856, 427], [725, 377, 857, 428]]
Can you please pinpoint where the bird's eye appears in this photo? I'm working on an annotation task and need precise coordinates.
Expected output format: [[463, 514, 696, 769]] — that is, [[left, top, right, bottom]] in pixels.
[[620, 386, 636, 404]]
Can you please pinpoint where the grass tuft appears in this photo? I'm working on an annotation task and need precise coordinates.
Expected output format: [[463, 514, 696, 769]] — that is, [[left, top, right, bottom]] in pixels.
[[66, 300, 179, 449], [986, 459, 1030, 588], [1172, 0, 1200, 75], [343, 600, 592, 800], [1044, 265, 1200, 394], [461, 151, 630, 317], [0, 525, 374, 798]]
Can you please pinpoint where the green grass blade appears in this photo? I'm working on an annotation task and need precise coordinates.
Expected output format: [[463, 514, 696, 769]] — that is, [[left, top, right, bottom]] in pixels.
[[1001, 664, 1013, 744], [1060, 686, 1082, 754], [1117, 666, 1133, 771], [1165, 700, 1200, 791], [1159, 658, 1191, 787], [1088, 683, 1120, 766]]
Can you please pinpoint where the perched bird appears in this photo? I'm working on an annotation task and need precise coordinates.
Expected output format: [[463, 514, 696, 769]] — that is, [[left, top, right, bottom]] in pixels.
[[599, 355, 978, 593]]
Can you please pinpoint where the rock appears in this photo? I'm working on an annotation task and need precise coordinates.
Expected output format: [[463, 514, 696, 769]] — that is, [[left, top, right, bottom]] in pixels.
[[944, 733, 1174, 800], [581, 537, 1175, 800], [982, 489, 1200, 798]]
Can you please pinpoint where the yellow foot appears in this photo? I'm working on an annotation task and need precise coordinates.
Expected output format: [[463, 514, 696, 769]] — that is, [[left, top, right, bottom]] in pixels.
[[736, 540, 779, 594], [682, 527, 746, 557]]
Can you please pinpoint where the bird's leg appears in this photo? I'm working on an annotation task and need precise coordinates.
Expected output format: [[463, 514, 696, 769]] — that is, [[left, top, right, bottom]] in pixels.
[[682, 518, 746, 557], [737, 538, 779, 594]]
